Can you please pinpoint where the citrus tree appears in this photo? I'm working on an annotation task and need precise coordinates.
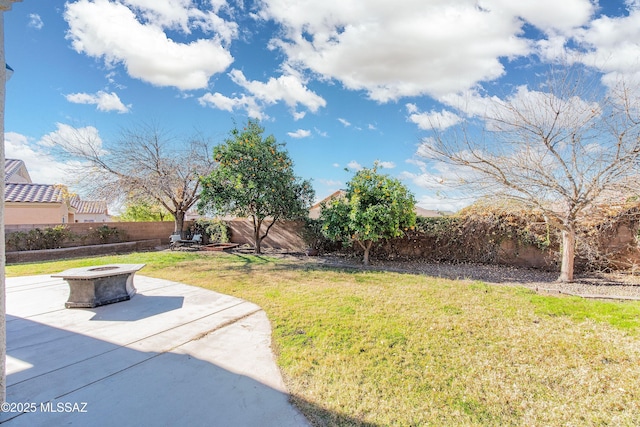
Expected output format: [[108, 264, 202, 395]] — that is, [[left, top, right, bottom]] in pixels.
[[320, 167, 416, 265], [198, 120, 315, 254]]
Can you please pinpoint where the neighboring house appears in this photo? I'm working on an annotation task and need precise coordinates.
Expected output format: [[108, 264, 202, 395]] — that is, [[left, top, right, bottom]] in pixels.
[[70, 197, 110, 223], [4, 159, 109, 225], [5, 182, 76, 224], [414, 206, 450, 218], [5, 158, 32, 183], [308, 190, 346, 219], [309, 190, 450, 219]]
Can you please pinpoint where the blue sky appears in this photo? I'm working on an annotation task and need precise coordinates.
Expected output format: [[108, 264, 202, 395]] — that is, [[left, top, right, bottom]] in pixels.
[[3, 0, 639, 212]]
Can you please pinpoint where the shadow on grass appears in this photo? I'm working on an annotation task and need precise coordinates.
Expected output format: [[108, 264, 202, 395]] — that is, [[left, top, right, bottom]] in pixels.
[[291, 395, 382, 427]]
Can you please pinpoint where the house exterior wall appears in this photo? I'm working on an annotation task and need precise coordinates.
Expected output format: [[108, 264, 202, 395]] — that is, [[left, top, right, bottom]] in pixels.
[[5, 202, 71, 225], [74, 212, 110, 223]]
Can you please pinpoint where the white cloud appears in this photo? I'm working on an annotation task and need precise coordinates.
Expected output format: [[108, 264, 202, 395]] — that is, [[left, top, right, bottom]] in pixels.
[[314, 128, 328, 137], [399, 170, 445, 189], [28, 14, 44, 30], [38, 123, 106, 158], [486, 85, 599, 131], [260, 0, 596, 101], [120, 0, 235, 38], [487, 0, 594, 34], [198, 92, 266, 120], [332, 163, 340, 168], [406, 105, 463, 131], [404, 142, 482, 190], [229, 69, 326, 112], [199, 70, 325, 119], [5, 132, 77, 186], [572, 7, 640, 87], [536, 34, 571, 63], [66, 90, 131, 113], [438, 90, 497, 117], [415, 194, 471, 212], [405, 103, 419, 114], [338, 118, 351, 127], [287, 129, 311, 139], [347, 160, 362, 171], [376, 160, 396, 169], [406, 158, 426, 168], [64, 0, 236, 90]]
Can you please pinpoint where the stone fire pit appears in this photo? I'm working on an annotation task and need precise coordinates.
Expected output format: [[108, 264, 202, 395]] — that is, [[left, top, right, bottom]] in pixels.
[[53, 264, 146, 309]]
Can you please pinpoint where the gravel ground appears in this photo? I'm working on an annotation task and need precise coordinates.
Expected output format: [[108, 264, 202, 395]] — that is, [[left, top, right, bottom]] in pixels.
[[241, 249, 640, 301]]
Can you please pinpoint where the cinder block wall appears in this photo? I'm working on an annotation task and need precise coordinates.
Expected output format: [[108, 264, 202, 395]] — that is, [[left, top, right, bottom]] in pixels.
[[226, 220, 306, 250], [7, 219, 637, 270], [5, 220, 307, 251], [6, 221, 179, 247]]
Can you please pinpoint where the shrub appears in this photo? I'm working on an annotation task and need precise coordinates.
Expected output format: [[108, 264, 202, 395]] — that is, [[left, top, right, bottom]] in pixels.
[[378, 199, 640, 272], [194, 219, 230, 244], [6, 231, 28, 251], [301, 218, 340, 254], [42, 225, 74, 249], [6, 225, 74, 251], [90, 225, 125, 243]]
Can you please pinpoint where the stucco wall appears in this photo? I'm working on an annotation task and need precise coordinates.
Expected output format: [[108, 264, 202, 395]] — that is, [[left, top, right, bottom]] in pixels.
[[74, 213, 110, 223], [5, 202, 71, 225]]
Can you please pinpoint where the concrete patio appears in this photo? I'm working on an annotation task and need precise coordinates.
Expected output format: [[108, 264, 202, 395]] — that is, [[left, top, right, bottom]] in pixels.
[[1, 274, 309, 426]]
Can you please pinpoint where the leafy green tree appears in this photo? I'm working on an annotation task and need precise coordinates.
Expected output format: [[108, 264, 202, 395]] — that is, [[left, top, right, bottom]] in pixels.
[[118, 201, 171, 222], [320, 167, 417, 265], [198, 120, 315, 254]]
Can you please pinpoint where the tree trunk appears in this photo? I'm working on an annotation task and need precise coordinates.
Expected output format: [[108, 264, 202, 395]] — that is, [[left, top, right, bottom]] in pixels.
[[254, 218, 262, 254], [174, 210, 186, 238], [361, 240, 373, 266], [558, 224, 576, 282]]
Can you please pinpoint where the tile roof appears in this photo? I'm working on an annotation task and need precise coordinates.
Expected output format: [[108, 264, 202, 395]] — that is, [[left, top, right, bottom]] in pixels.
[[5, 183, 63, 203], [4, 160, 108, 214], [415, 206, 448, 217], [5, 159, 29, 183], [310, 190, 346, 210], [70, 198, 108, 215]]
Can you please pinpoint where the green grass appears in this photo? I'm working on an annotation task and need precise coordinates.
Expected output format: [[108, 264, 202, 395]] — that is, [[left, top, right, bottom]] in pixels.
[[7, 252, 640, 426]]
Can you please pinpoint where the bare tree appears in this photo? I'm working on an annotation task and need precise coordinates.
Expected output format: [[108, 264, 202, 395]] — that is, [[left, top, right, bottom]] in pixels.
[[52, 123, 214, 236], [420, 67, 640, 282]]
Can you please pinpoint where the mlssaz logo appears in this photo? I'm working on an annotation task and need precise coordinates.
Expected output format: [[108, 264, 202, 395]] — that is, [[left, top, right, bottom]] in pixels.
[[40, 402, 88, 413]]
